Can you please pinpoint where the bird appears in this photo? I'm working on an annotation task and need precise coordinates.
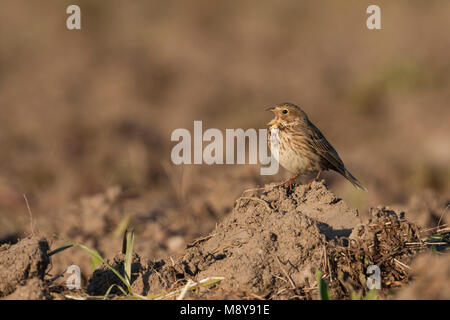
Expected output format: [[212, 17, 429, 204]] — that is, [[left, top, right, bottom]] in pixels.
[[267, 102, 366, 191]]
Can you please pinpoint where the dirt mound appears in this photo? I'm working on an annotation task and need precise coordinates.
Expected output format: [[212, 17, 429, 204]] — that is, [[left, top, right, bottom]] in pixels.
[[3, 278, 48, 300], [87, 181, 426, 299], [39, 167, 246, 281], [0, 236, 50, 298], [329, 206, 421, 298], [0, 181, 443, 299]]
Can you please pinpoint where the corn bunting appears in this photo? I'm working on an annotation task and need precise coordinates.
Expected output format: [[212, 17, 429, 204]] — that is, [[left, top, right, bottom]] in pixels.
[[267, 102, 366, 191]]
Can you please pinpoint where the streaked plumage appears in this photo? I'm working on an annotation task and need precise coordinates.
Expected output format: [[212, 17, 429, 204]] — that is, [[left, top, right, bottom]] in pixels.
[[267, 102, 366, 191]]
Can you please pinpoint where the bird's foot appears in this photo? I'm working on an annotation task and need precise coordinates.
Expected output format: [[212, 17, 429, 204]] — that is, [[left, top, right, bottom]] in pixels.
[[306, 170, 322, 190], [271, 174, 299, 194]]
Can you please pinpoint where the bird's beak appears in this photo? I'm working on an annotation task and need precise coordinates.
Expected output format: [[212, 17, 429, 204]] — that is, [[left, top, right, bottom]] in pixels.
[[266, 106, 278, 126]]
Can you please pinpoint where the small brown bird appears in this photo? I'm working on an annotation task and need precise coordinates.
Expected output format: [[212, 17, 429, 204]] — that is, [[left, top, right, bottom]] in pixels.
[[267, 102, 366, 191]]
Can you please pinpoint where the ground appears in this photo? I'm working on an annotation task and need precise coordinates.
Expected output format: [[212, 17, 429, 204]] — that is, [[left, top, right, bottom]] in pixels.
[[0, 181, 447, 300]]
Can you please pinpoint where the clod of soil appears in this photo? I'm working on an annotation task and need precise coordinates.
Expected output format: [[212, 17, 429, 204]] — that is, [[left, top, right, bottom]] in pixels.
[[2, 278, 48, 300], [87, 181, 426, 299], [328, 206, 421, 298], [87, 252, 143, 296], [0, 236, 50, 298]]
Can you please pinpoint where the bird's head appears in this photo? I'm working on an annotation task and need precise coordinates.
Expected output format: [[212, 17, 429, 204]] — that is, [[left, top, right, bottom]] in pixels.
[[266, 102, 308, 127]]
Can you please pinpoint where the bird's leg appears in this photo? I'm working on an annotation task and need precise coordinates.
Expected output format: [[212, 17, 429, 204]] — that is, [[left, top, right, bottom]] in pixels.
[[283, 173, 299, 191], [307, 170, 322, 188], [268, 173, 299, 192], [315, 170, 322, 180]]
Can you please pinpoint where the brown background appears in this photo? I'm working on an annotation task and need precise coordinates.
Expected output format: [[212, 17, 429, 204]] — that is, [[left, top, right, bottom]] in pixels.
[[0, 1, 448, 275]]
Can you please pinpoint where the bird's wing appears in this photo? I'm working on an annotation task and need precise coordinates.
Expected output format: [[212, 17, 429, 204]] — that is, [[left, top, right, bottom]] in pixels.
[[301, 121, 347, 175]]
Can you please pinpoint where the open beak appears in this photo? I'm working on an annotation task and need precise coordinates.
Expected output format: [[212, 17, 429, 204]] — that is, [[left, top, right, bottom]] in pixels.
[[266, 106, 278, 126]]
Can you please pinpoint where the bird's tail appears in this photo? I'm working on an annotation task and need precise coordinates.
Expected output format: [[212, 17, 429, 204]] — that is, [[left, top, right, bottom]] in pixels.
[[343, 169, 367, 191]]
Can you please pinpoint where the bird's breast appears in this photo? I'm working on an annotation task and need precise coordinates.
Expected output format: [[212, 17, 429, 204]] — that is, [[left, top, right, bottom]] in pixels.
[[268, 126, 320, 174]]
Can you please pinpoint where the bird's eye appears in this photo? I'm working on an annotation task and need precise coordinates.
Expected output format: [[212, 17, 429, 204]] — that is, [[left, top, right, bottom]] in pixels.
[[282, 109, 288, 114]]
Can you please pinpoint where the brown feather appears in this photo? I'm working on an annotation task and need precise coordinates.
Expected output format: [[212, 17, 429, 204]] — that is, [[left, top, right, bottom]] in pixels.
[[267, 102, 367, 191]]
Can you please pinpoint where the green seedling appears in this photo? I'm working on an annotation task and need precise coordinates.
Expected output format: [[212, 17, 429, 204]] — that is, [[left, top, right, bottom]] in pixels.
[[122, 226, 135, 288], [49, 230, 136, 296], [315, 269, 330, 300]]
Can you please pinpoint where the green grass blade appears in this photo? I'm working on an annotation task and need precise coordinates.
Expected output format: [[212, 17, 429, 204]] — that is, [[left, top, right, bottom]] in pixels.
[[122, 227, 135, 287], [315, 269, 330, 300], [103, 284, 128, 300], [63, 239, 132, 295], [90, 249, 103, 272], [47, 244, 73, 256], [114, 215, 131, 237], [364, 289, 379, 300]]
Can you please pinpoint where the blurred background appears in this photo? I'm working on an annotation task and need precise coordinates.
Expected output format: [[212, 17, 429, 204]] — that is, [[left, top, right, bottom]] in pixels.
[[0, 1, 448, 275]]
